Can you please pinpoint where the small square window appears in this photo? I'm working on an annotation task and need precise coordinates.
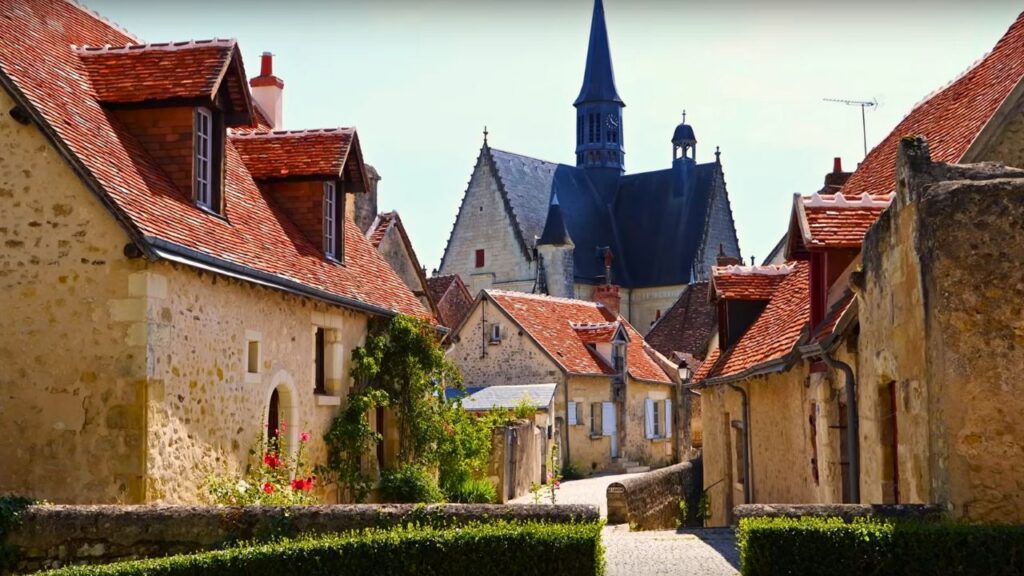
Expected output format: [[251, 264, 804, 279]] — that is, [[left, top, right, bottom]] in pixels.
[[475, 249, 485, 268], [247, 340, 260, 374]]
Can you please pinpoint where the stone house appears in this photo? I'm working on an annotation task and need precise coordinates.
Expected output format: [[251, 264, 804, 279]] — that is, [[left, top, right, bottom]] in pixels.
[[695, 10, 1024, 526], [0, 0, 430, 504], [366, 211, 440, 321], [426, 273, 474, 333], [438, 0, 740, 333], [446, 290, 678, 473]]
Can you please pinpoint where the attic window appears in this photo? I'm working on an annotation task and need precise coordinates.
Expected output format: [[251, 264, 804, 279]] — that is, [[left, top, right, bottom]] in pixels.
[[323, 181, 344, 262], [612, 341, 626, 372], [194, 107, 213, 209]]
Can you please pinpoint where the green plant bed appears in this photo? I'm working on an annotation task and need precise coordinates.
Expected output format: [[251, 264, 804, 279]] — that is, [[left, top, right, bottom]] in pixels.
[[738, 516, 1024, 576], [379, 464, 444, 503], [39, 521, 606, 576]]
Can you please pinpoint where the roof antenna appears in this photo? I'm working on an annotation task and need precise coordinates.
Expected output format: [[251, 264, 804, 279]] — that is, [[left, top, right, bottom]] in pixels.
[[823, 97, 878, 158]]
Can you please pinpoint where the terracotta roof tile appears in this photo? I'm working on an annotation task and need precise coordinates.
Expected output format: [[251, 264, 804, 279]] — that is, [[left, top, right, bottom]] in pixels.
[[367, 211, 396, 249], [699, 261, 810, 381], [812, 291, 856, 344], [711, 265, 794, 301], [427, 274, 473, 330], [487, 291, 671, 383], [0, 0, 428, 320], [841, 12, 1024, 199], [230, 129, 355, 180], [76, 40, 234, 104], [646, 282, 716, 360], [795, 193, 894, 250], [571, 322, 619, 343]]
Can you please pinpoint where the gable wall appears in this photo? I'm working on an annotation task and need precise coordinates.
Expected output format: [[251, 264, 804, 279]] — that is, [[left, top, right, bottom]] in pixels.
[[377, 225, 431, 311], [697, 169, 742, 278], [439, 153, 535, 296]]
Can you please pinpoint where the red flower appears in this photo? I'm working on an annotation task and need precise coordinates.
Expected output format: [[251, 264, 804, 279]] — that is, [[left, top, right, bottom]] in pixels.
[[262, 482, 275, 494], [290, 477, 315, 492], [263, 452, 281, 469], [300, 431, 310, 443]]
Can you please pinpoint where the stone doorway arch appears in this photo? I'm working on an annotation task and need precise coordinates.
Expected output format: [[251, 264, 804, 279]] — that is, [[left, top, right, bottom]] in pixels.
[[265, 370, 299, 453]]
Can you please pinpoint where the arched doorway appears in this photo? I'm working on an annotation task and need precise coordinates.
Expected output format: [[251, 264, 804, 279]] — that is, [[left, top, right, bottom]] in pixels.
[[268, 388, 281, 441], [265, 371, 298, 452]]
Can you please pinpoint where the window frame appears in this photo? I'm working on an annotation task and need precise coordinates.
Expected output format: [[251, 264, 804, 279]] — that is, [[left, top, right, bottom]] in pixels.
[[475, 249, 485, 268], [314, 326, 327, 395], [590, 402, 603, 436], [194, 107, 214, 210], [323, 180, 344, 262]]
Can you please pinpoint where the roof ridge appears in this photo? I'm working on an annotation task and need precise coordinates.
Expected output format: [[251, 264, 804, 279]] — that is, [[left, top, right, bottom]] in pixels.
[[714, 263, 795, 276], [571, 321, 619, 329], [229, 127, 355, 138], [74, 38, 236, 54], [487, 289, 602, 307], [488, 147, 565, 168], [804, 191, 894, 209], [66, 0, 141, 44]]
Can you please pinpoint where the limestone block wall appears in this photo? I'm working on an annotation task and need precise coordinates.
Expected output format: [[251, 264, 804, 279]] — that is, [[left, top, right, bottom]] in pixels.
[[627, 285, 687, 336], [561, 376, 614, 473], [376, 226, 431, 311], [445, 298, 561, 388], [0, 88, 148, 503], [143, 262, 369, 503], [439, 153, 535, 295], [624, 378, 674, 468]]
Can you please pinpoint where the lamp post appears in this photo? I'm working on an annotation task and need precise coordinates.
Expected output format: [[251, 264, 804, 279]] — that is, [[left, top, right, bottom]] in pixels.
[[677, 360, 692, 385]]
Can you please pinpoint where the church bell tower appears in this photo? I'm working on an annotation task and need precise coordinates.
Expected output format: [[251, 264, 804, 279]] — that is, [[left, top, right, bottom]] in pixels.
[[574, 0, 625, 174]]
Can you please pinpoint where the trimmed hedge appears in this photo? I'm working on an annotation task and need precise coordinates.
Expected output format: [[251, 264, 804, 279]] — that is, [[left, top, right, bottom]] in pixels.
[[40, 520, 605, 576], [738, 516, 1024, 576]]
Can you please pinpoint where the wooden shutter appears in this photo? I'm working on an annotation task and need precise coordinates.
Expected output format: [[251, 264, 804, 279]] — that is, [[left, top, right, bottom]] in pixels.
[[665, 399, 673, 438], [645, 398, 655, 439], [567, 401, 577, 426]]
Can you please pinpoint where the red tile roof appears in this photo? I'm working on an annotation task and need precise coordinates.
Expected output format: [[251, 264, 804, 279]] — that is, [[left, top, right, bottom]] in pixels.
[[77, 40, 235, 104], [571, 322, 620, 344], [841, 12, 1024, 199], [427, 274, 474, 331], [487, 291, 672, 384], [791, 193, 894, 251], [230, 129, 360, 180], [698, 262, 810, 382], [367, 211, 396, 249], [0, 0, 428, 320], [711, 265, 794, 301], [646, 282, 716, 360]]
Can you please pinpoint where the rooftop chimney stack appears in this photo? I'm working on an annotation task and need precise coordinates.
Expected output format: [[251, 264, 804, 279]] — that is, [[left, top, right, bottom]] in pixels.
[[822, 156, 852, 193], [250, 52, 284, 129]]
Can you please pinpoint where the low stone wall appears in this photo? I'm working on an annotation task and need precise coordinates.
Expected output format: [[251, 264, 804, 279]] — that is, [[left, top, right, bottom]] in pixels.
[[4, 503, 598, 573], [733, 503, 946, 523], [606, 458, 701, 529]]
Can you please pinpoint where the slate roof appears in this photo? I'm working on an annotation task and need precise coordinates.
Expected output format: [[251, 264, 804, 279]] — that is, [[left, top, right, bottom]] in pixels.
[[711, 265, 794, 301], [462, 383, 558, 412], [697, 261, 810, 382], [0, 0, 429, 320], [574, 0, 622, 106], [645, 282, 716, 361], [483, 148, 723, 287], [841, 11, 1024, 198], [486, 291, 672, 383]]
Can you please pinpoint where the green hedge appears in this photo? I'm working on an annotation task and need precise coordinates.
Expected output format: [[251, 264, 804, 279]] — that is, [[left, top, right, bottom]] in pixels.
[[40, 520, 605, 576], [738, 516, 1024, 576]]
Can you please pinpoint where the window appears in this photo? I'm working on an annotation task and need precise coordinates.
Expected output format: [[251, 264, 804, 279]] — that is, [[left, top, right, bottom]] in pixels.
[[323, 181, 344, 261], [247, 340, 260, 374], [612, 342, 625, 372], [314, 327, 326, 394], [568, 401, 578, 426], [475, 249, 485, 268], [489, 322, 502, 343], [590, 402, 603, 435], [645, 398, 673, 439], [194, 107, 213, 209]]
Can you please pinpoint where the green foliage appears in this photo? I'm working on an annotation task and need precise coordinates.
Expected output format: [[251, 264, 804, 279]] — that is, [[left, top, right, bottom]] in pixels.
[[561, 461, 586, 481], [0, 495, 37, 570], [737, 516, 1024, 576], [445, 478, 497, 504], [676, 499, 688, 528], [436, 401, 493, 499], [39, 521, 606, 576], [317, 388, 390, 503], [351, 315, 462, 463], [205, 430, 318, 506], [379, 464, 444, 504]]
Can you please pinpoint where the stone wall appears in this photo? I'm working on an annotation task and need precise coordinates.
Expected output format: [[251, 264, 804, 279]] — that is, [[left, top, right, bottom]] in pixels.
[[733, 503, 944, 523], [439, 151, 535, 296], [376, 224, 432, 312], [3, 503, 599, 573], [606, 459, 701, 529], [0, 88, 148, 503], [489, 420, 545, 503], [858, 138, 1024, 521]]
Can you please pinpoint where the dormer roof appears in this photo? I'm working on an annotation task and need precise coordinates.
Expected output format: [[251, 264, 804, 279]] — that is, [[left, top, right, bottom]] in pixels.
[[229, 128, 369, 190], [711, 264, 795, 301], [786, 192, 894, 256], [76, 39, 254, 125]]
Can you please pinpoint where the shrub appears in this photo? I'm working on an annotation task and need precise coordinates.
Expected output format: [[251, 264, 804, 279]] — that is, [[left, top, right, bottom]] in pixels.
[[379, 464, 444, 503], [562, 461, 586, 481], [738, 516, 1024, 576], [205, 429, 317, 506], [0, 495, 37, 571], [444, 477, 497, 503], [39, 521, 606, 576]]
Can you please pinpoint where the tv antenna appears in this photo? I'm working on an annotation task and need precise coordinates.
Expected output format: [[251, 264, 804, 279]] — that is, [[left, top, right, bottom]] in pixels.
[[824, 97, 877, 158]]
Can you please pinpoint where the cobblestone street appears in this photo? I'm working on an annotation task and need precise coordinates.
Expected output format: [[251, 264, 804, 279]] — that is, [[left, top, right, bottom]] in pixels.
[[512, 475, 739, 575]]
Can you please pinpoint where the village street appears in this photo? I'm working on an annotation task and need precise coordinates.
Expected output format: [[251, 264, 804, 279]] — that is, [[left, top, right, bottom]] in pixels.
[[512, 473, 739, 576]]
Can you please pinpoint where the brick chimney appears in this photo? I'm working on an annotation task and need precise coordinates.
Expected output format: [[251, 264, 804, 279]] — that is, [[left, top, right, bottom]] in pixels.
[[250, 52, 284, 129], [822, 157, 852, 193], [594, 248, 621, 315], [716, 243, 741, 267]]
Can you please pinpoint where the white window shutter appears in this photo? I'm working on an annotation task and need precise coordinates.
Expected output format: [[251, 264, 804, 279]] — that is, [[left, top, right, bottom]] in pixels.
[[665, 399, 673, 438], [567, 402, 577, 426], [645, 398, 655, 439]]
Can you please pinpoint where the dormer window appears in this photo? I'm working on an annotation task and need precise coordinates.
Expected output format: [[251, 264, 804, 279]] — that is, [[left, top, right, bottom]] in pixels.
[[194, 107, 213, 209], [323, 181, 344, 261], [612, 341, 626, 372]]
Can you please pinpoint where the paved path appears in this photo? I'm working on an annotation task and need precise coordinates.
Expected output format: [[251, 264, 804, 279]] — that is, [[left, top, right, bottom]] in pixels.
[[511, 474, 739, 575]]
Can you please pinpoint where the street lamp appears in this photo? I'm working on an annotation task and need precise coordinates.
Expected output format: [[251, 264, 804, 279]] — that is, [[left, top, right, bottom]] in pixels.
[[677, 360, 692, 384]]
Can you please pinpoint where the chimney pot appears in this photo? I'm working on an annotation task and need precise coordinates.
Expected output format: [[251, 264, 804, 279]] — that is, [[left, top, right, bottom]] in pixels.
[[833, 157, 843, 173], [260, 52, 273, 76]]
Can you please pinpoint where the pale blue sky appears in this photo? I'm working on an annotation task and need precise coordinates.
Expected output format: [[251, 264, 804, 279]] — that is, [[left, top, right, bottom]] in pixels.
[[86, 0, 1022, 270]]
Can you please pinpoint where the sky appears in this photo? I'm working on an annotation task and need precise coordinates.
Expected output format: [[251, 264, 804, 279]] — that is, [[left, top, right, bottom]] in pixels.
[[85, 0, 1022, 271]]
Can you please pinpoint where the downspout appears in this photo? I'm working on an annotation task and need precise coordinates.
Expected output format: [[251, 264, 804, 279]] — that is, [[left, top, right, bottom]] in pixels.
[[724, 382, 752, 505], [820, 351, 860, 503], [563, 373, 571, 466]]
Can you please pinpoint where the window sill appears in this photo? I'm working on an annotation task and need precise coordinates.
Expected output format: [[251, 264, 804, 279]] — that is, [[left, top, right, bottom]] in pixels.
[[325, 255, 346, 267], [244, 372, 261, 385], [589, 434, 607, 440], [649, 436, 671, 443], [195, 204, 229, 223], [315, 394, 342, 407]]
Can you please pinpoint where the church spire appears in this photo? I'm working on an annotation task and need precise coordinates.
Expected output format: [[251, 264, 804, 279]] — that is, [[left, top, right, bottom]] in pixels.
[[574, 0, 622, 106], [574, 0, 625, 173]]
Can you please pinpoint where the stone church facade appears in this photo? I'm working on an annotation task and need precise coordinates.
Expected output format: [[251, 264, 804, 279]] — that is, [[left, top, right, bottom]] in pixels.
[[439, 0, 741, 333]]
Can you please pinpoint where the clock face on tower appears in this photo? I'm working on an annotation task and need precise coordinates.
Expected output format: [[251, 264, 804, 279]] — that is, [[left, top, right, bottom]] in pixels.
[[605, 114, 618, 129]]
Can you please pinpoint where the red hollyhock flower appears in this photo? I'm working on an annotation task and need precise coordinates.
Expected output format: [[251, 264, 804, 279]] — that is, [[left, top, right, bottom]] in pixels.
[[300, 431, 310, 443], [263, 453, 281, 469], [290, 478, 304, 491], [262, 482, 275, 494]]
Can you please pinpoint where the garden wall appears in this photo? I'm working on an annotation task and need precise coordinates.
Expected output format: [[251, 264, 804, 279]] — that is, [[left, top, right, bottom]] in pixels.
[[733, 503, 945, 523], [606, 458, 701, 529], [3, 503, 598, 573], [489, 420, 544, 503]]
